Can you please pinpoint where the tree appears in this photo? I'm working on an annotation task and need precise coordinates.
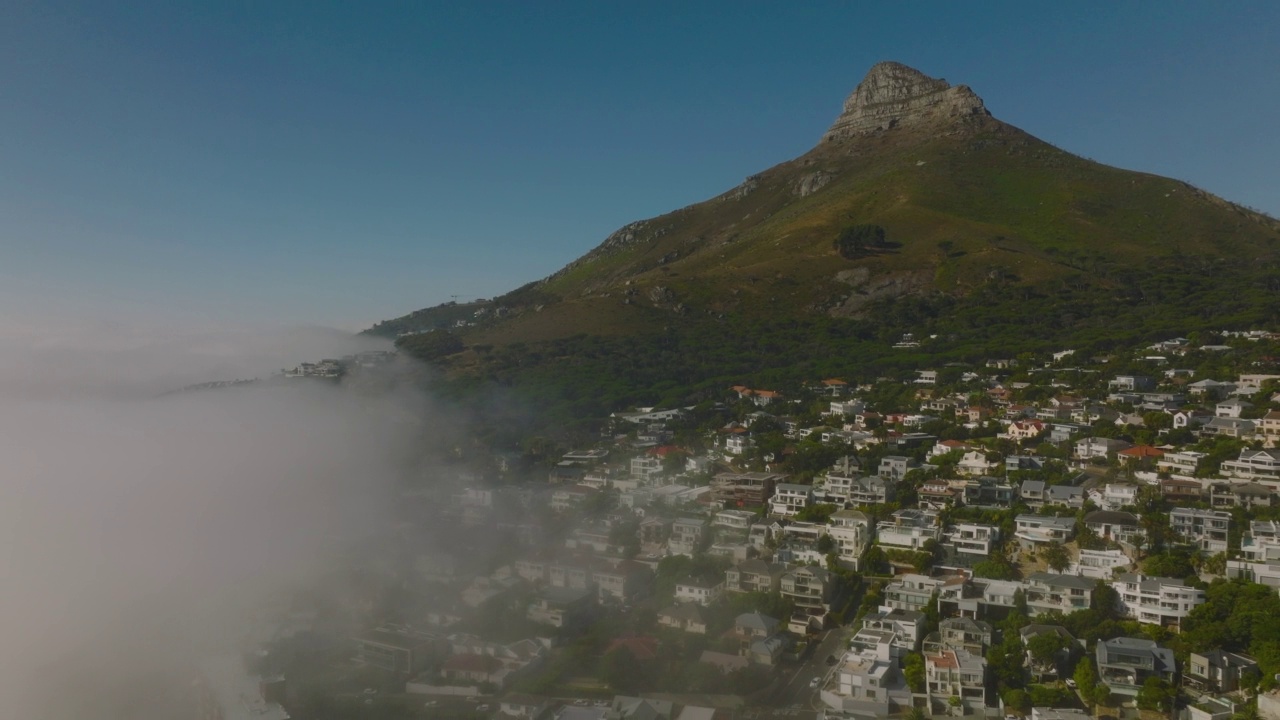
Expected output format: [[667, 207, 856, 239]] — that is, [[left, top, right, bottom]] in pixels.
[[834, 224, 887, 259], [1073, 657, 1098, 701], [1091, 685, 1114, 711], [1137, 677, 1174, 712], [903, 652, 926, 692], [1027, 632, 1067, 675], [1090, 581, 1121, 621], [862, 546, 890, 576], [1203, 548, 1223, 571], [987, 633, 1026, 690], [974, 558, 1019, 580], [1142, 549, 1196, 580], [602, 646, 645, 692], [1042, 543, 1071, 572], [1002, 689, 1031, 715], [817, 534, 835, 553]]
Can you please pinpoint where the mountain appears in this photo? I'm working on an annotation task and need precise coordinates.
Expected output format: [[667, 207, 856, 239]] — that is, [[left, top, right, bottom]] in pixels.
[[371, 62, 1280, 426]]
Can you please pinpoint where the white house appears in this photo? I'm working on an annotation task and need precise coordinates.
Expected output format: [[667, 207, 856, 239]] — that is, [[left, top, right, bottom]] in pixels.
[[1170, 507, 1231, 555], [1114, 573, 1205, 628], [1075, 437, 1133, 460], [1014, 514, 1076, 548], [769, 483, 813, 518], [674, 578, 724, 606], [827, 509, 871, 568], [944, 524, 1000, 556], [925, 648, 987, 714], [877, 509, 941, 550], [1069, 548, 1131, 579]]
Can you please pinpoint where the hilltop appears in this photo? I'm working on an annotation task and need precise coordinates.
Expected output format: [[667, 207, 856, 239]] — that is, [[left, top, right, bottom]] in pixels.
[[369, 62, 1280, 427]]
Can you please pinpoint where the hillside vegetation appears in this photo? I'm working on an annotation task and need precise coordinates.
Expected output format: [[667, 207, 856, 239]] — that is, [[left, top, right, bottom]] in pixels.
[[369, 63, 1280, 431]]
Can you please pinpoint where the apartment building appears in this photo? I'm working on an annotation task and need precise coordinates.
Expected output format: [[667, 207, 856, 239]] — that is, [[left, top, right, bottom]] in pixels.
[[668, 518, 705, 556], [710, 472, 781, 507], [877, 508, 941, 550], [883, 574, 944, 613], [781, 565, 834, 632], [925, 648, 987, 714], [1024, 572, 1095, 615], [1114, 573, 1205, 628], [1169, 507, 1230, 554], [823, 640, 903, 717], [1014, 514, 1076, 549], [1221, 449, 1280, 483], [769, 483, 813, 518], [724, 558, 785, 594], [944, 523, 1001, 556], [1157, 450, 1206, 476], [1095, 637, 1175, 697], [827, 509, 872, 567]]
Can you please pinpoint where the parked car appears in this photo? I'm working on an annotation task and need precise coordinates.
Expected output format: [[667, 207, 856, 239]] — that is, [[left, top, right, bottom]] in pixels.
[[809, 677, 821, 689]]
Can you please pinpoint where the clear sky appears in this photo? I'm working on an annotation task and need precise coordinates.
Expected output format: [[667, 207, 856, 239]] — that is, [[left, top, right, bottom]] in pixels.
[[3, 1, 1277, 331]]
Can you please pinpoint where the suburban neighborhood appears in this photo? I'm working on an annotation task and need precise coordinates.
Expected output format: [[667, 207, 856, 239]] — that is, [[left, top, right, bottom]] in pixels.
[[226, 332, 1280, 720]]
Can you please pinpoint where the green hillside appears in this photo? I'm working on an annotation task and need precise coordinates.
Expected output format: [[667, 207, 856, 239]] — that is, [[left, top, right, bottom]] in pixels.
[[370, 62, 1280, 430]]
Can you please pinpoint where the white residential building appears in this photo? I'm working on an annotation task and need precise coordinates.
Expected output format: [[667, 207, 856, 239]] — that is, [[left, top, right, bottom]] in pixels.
[[821, 640, 905, 717], [856, 608, 925, 652], [827, 509, 872, 568], [1092, 484, 1139, 511], [1239, 520, 1280, 562], [674, 578, 724, 606], [631, 456, 664, 479], [876, 509, 941, 550], [1075, 437, 1133, 460], [883, 574, 944, 613], [957, 451, 1000, 476], [826, 400, 865, 417], [1114, 573, 1205, 628], [668, 518, 705, 557], [846, 476, 895, 505], [714, 509, 756, 530], [1157, 450, 1206, 476], [1216, 399, 1253, 418], [1024, 573, 1095, 615], [822, 455, 862, 502], [925, 648, 987, 714], [1170, 507, 1231, 555], [944, 524, 1000, 556], [1227, 559, 1280, 590], [1221, 449, 1280, 483], [1014, 514, 1076, 548], [1069, 548, 1131, 579], [769, 483, 813, 518]]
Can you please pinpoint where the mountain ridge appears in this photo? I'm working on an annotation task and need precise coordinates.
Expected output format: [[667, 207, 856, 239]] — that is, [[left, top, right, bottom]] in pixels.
[[368, 62, 1280, 403]]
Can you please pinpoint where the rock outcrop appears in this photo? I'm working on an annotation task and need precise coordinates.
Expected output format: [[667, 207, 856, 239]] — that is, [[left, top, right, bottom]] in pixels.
[[822, 61, 990, 142]]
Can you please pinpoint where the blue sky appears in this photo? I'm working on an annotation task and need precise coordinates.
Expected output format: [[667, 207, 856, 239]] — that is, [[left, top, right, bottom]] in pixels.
[[3, 2, 1277, 330]]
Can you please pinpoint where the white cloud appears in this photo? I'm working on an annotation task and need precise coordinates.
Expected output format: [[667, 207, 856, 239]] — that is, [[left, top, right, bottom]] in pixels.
[[0, 321, 426, 717]]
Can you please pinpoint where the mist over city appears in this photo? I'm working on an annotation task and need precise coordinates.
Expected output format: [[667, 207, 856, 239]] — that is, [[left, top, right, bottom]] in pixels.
[[5, 4, 1280, 720], [0, 327, 434, 718]]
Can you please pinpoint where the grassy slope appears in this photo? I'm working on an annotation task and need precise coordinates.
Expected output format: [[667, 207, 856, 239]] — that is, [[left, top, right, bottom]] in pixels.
[[375, 118, 1280, 430], [452, 120, 1277, 349]]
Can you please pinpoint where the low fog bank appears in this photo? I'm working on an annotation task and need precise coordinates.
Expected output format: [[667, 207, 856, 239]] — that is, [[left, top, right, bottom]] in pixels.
[[0, 322, 392, 399], [0, 326, 432, 718]]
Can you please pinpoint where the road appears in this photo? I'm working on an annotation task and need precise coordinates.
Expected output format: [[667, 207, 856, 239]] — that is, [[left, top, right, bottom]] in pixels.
[[771, 627, 849, 709]]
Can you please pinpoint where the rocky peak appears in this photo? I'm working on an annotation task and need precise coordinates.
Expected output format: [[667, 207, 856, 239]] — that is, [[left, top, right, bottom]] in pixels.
[[821, 61, 990, 142]]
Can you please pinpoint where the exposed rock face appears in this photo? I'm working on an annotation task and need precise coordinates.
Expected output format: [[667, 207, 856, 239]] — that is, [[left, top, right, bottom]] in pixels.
[[793, 171, 832, 197], [822, 61, 990, 142]]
